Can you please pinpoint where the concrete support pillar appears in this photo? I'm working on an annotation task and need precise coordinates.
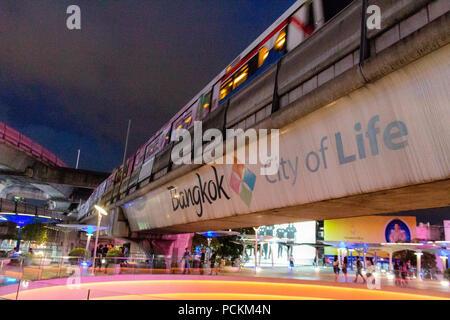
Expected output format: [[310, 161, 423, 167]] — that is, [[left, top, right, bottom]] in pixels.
[[259, 241, 263, 267], [315, 247, 319, 267], [271, 243, 275, 268], [253, 228, 258, 270], [416, 251, 423, 280]]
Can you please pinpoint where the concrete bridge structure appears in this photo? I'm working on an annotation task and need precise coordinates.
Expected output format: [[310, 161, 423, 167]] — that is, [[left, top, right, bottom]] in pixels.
[[0, 122, 109, 215], [78, 1, 450, 258]]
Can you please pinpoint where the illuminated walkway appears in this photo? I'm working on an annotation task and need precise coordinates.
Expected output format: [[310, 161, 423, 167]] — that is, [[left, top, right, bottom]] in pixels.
[[0, 273, 448, 300], [235, 266, 450, 293]]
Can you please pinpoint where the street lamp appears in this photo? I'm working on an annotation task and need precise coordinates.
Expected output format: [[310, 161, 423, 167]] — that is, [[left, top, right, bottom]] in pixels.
[[92, 205, 108, 273]]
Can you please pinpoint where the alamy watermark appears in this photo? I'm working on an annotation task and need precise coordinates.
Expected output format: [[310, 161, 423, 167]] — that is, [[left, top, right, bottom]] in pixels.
[[171, 121, 280, 176]]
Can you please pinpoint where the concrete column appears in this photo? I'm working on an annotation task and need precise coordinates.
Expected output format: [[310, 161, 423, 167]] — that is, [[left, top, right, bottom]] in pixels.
[[254, 228, 258, 270], [416, 251, 423, 280], [315, 247, 319, 267], [271, 243, 275, 268], [259, 241, 263, 266]]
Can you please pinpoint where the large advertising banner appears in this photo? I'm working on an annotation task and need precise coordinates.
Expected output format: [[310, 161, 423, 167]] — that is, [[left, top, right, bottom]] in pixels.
[[324, 216, 417, 244], [254, 221, 316, 266], [123, 43, 450, 232]]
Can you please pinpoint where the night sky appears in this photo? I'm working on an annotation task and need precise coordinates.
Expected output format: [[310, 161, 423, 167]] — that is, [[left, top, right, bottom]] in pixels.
[[0, 0, 298, 172]]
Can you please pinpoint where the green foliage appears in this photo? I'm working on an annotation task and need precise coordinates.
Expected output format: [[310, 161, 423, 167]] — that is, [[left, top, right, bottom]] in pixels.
[[192, 233, 208, 248], [393, 249, 436, 270], [20, 223, 48, 244], [69, 248, 87, 257], [106, 249, 122, 264]]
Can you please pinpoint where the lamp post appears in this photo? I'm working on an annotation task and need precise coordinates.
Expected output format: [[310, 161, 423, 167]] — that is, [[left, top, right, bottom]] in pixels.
[[92, 205, 108, 273], [253, 227, 259, 272]]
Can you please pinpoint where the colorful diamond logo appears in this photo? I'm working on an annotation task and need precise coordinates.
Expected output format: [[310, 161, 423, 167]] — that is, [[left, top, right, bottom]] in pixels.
[[230, 163, 256, 207]]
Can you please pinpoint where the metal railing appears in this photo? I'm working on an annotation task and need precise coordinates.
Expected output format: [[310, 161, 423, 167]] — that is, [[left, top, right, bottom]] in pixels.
[[0, 122, 66, 167], [0, 198, 69, 221]]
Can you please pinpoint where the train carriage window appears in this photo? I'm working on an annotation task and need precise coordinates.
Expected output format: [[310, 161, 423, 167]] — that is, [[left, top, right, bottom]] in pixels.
[[196, 92, 212, 120], [274, 29, 286, 51], [219, 79, 233, 101], [145, 137, 160, 159], [171, 107, 194, 141], [258, 47, 269, 68], [232, 65, 248, 90]]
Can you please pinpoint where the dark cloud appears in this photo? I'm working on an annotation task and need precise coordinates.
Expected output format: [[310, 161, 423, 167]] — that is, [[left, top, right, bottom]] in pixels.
[[0, 0, 297, 171]]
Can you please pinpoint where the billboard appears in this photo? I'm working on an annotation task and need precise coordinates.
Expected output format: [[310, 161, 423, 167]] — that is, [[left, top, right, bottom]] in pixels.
[[251, 221, 316, 266], [324, 216, 417, 244]]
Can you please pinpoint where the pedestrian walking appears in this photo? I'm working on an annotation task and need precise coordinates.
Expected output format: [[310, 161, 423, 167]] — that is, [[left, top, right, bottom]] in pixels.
[[210, 251, 217, 275], [342, 256, 348, 282], [353, 256, 366, 283], [333, 255, 340, 281], [394, 260, 401, 287], [200, 248, 206, 275], [400, 261, 408, 287], [181, 248, 191, 274]]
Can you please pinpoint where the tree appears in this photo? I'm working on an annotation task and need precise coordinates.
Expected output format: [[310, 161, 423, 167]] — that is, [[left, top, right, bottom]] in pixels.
[[20, 223, 48, 244], [393, 249, 436, 270]]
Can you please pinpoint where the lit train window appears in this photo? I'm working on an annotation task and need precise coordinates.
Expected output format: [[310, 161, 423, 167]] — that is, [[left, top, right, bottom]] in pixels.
[[233, 65, 248, 90], [171, 108, 193, 140], [196, 92, 211, 120], [258, 47, 269, 68], [274, 29, 286, 51], [219, 79, 233, 101]]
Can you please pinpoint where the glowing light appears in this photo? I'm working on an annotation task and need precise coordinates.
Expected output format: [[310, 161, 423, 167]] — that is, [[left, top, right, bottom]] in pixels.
[[440, 281, 449, 287], [94, 205, 108, 216], [255, 267, 262, 273], [258, 47, 269, 67], [233, 66, 248, 89], [184, 117, 192, 124], [314, 267, 320, 272], [274, 30, 286, 50], [387, 273, 394, 280], [203, 103, 210, 109]]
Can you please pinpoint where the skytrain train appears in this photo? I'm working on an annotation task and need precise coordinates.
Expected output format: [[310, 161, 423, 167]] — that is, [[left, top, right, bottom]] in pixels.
[[78, 0, 354, 219]]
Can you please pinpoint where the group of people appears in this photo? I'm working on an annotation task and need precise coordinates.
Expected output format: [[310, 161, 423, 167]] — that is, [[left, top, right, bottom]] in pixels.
[[91, 243, 127, 272], [393, 259, 412, 287], [332, 255, 377, 285], [181, 248, 218, 275]]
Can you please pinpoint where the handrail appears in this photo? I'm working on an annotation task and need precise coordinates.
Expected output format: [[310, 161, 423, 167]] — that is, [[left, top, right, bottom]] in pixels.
[[0, 122, 66, 168]]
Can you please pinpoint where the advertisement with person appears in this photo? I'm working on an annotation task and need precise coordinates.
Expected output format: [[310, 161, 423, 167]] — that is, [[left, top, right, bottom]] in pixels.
[[324, 216, 417, 256], [256, 221, 316, 266]]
